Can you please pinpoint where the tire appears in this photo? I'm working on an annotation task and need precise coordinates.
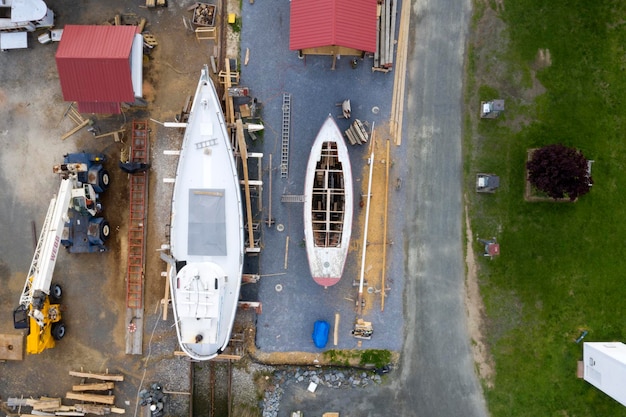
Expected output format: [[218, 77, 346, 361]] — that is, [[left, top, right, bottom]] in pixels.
[[52, 322, 66, 340], [50, 284, 62, 301], [98, 169, 110, 191], [100, 220, 110, 240]]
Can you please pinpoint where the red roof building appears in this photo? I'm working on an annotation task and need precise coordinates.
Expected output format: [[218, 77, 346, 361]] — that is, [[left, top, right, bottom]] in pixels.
[[290, 0, 378, 57], [56, 25, 143, 114]]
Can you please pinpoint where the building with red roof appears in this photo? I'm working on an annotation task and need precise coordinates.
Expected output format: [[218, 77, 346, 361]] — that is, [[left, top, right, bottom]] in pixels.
[[289, 0, 377, 58], [56, 25, 144, 114]]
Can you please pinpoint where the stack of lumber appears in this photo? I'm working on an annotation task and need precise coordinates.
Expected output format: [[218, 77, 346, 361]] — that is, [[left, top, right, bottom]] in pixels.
[[344, 119, 369, 146], [4, 370, 126, 416], [374, 0, 398, 70], [65, 370, 125, 414], [7, 396, 63, 412]]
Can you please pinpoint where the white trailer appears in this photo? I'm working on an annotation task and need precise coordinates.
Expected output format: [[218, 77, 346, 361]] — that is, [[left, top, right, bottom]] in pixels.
[[0, 0, 54, 50], [0, 0, 53, 31], [583, 342, 626, 407]]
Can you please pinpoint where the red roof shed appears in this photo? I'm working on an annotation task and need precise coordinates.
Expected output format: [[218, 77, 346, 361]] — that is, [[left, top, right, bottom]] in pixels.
[[290, 0, 377, 54], [56, 25, 138, 114]]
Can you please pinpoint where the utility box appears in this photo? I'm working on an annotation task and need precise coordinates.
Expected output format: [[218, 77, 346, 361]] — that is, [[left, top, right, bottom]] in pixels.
[[480, 99, 505, 118], [476, 173, 500, 193]]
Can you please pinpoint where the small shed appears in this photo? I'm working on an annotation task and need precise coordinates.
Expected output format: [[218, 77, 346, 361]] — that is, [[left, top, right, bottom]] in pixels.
[[583, 342, 626, 407], [289, 0, 377, 58], [56, 25, 144, 114]]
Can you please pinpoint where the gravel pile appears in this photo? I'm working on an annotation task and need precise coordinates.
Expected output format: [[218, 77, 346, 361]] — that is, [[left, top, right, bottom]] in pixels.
[[262, 367, 383, 417]]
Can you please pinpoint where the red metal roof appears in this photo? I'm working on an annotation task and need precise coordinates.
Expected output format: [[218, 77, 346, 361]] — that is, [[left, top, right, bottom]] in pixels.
[[56, 25, 137, 104], [289, 0, 377, 53], [76, 101, 121, 115]]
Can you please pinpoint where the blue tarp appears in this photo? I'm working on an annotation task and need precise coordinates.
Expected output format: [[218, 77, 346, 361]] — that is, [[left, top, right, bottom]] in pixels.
[[312, 320, 330, 348]]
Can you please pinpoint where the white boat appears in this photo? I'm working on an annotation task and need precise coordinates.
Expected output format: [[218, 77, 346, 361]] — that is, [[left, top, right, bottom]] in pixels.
[[168, 66, 244, 361], [304, 115, 354, 287]]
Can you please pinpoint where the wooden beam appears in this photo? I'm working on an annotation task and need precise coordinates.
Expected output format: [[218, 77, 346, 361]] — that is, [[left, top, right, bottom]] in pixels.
[[210, 354, 242, 361], [237, 119, 255, 251], [162, 266, 170, 321], [224, 59, 235, 128], [381, 138, 390, 312], [61, 119, 90, 140], [75, 404, 124, 415], [69, 370, 124, 382], [66, 392, 115, 405], [72, 382, 115, 391]]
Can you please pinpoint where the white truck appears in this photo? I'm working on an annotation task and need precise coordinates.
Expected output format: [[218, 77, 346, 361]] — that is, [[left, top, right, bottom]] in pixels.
[[0, 0, 54, 50]]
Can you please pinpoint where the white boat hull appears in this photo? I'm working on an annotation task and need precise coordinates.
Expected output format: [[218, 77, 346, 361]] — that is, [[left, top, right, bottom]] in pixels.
[[169, 66, 244, 360], [304, 115, 353, 287]]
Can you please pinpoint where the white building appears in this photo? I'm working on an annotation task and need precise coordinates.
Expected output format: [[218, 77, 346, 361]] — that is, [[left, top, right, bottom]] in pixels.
[[583, 342, 626, 406]]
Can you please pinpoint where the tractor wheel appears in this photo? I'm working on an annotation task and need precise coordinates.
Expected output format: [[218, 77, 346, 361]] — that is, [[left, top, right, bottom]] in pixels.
[[100, 220, 111, 240], [52, 322, 66, 340], [99, 169, 110, 191], [50, 284, 63, 301]]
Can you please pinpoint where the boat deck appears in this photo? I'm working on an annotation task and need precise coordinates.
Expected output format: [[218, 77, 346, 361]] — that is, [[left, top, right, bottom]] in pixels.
[[169, 66, 244, 360], [311, 142, 346, 248]]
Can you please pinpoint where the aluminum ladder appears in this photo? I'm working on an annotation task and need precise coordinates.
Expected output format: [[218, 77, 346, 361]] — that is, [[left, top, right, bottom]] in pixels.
[[281, 93, 291, 178]]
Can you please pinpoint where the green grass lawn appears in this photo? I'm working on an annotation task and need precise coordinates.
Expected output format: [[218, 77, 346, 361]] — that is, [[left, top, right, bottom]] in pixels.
[[467, 1, 626, 415]]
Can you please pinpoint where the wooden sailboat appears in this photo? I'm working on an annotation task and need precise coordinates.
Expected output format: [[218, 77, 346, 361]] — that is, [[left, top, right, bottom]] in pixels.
[[304, 115, 354, 287]]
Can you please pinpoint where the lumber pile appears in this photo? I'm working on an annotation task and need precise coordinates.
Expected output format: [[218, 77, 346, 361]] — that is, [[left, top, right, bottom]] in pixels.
[[65, 370, 123, 411], [3, 370, 126, 416], [344, 119, 369, 146], [374, 0, 398, 71]]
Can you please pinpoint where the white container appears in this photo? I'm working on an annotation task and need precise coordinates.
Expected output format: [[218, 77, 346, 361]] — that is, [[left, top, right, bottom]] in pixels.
[[1, 32, 28, 50]]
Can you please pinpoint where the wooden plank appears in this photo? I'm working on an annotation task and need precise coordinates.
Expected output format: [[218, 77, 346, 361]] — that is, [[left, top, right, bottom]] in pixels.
[[162, 266, 170, 321], [237, 119, 255, 251], [577, 360, 584, 378], [66, 392, 115, 405], [71, 382, 115, 391], [344, 128, 357, 145], [0, 333, 23, 361], [68, 370, 124, 382], [75, 404, 118, 415], [61, 119, 90, 141], [33, 397, 62, 411]]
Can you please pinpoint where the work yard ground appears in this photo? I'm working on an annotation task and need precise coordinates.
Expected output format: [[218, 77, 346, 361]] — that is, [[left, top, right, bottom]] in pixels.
[[7, 0, 618, 416], [0, 0, 408, 416]]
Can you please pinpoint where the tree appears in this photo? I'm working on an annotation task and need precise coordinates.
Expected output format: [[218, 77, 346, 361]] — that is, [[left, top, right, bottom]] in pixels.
[[526, 144, 592, 201]]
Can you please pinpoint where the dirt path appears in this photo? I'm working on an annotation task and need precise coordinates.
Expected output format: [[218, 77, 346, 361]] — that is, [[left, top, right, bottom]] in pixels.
[[464, 199, 495, 388]]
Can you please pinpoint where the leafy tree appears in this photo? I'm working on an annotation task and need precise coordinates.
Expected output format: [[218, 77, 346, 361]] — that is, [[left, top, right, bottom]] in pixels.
[[526, 144, 592, 201]]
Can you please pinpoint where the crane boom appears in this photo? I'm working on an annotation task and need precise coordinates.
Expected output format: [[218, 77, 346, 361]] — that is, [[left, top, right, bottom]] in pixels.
[[17, 178, 72, 324]]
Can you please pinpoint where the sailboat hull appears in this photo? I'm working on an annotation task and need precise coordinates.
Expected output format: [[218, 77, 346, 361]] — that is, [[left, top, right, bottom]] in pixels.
[[168, 66, 244, 361], [304, 115, 353, 287]]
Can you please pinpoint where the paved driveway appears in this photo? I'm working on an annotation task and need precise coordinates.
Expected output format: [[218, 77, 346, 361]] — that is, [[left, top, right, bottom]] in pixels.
[[263, 0, 490, 414]]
